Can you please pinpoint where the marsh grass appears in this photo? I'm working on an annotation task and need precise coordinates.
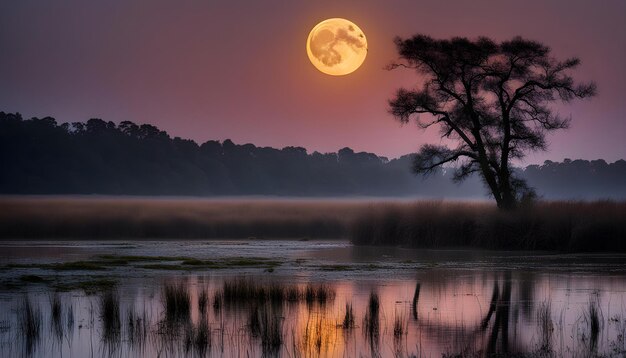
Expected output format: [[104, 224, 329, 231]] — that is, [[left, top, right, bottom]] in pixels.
[[65, 303, 74, 340], [50, 294, 61, 322], [213, 292, 222, 312], [3, 317, 14, 338], [4, 198, 625, 252], [7, 256, 201, 273], [198, 289, 208, 314], [47, 293, 75, 348], [609, 316, 626, 355], [4, 278, 626, 357], [220, 279, 335, 307], [248, 305, 262, 337], [163, 283, 191, 322], [301, 314, 334, 356], [352, 201, 626, 251], [536, 301, 553, 353], [393, 310, 405, 339], [130, 257, 282, 271], [304, 284, 334, 306], [49, 293, 64, 341], [78, 279, 118, 295], [222, 279, 270, 306], [363, 292, 380, 344], [412, 283, 421, 321], [342, 303, 355, 329], [0, 198, 360, 239], [126, 306, 148, 351], [9, 261, 109, 271], [75, 259, 128, 269], [99, 290, 121, 344], [18, 295, 42, 353], [585, 297, 603, 351], [286, 286, 300, 303], [52, 278, 117, 295], [184, 318, 211, 356], [248, 305, 282, 355]]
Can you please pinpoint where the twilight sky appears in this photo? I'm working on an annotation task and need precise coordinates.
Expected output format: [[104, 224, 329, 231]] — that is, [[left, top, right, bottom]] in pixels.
[[1, 0, 625, 163]]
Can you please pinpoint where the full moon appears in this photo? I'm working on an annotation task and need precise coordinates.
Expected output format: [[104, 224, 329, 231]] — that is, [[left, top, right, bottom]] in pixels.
[[306, 18, 367, 76]]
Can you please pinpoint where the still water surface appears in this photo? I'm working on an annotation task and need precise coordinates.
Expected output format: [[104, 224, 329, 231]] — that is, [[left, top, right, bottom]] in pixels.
[[0, 240, 625, 357]]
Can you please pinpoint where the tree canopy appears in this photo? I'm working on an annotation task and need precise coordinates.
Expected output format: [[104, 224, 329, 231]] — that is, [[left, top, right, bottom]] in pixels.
[[388, 35, 596, 208]]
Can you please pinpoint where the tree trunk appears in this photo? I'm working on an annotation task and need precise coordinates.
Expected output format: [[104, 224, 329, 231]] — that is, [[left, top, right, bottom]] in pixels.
[[483, 166, 504, 209], [498, 169, 517, 210], [479, 164, 517, 210], [500, 189, 517, 210]]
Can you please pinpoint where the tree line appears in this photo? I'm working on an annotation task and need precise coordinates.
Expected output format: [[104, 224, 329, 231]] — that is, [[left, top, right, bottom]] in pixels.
[[1, 112, 624, 199]]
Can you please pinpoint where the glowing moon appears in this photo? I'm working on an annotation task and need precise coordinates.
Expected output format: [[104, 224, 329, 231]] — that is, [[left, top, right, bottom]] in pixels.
[[306, 18, 367, 76]]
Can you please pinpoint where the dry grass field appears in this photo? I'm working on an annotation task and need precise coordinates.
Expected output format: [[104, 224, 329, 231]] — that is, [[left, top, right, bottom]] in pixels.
[[0, 197, 370, 239], [1, 197, 625, 251], [352, 200, 626, 251]]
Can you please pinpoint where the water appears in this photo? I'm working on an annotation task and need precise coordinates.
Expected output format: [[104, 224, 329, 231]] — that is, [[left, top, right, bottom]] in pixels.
[[1, 240, 625, 357]]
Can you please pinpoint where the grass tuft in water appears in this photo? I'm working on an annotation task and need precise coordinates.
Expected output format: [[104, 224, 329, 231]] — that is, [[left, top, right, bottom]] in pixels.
[[126, 306, 148, 351], [363, 292, 380, 344], [304, 284, 334, 306], [220, 279, 335, 309], [393, 311, 405, 338], [184, 317, 211, 356], [50, 293, 61, 323], [162, 283, 191, 322], [18, 295, 42, 353], [66, 303, 74, 336], [286, 286, 300, 303], [222, 279, 265, 305], [49, 293, 65, 340], [585, 296, 603, 351], [536, 301, 553, 353], [213, 291, 222, 312], [198, 289, 208, 314], [99, 290, 121, 344], [248, 305, 282, 355], [342, 303, 355, 329]]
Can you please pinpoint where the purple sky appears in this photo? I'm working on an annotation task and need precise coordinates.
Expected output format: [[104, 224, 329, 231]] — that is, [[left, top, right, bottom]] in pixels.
[[1, 0, 625, 163]]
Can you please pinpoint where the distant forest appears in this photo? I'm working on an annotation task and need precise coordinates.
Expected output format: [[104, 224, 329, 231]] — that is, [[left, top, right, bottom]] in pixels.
[[1, 112, 625, 199]]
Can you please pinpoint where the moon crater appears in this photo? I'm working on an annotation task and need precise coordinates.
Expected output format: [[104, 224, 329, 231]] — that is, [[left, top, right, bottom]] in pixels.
[[307, 18, 367, 76]]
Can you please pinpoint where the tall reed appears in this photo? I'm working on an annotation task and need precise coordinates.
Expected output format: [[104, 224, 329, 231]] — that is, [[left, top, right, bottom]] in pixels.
[[363, 292, 380, 343], [352, 201, 626, 251], [162, 283, 191, 321], [342, 303, 355, 329], [18, 295, 42, 354], [99, 290, 121, 347]]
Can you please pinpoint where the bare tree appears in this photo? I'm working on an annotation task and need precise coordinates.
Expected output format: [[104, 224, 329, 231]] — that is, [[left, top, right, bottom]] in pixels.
[[388, 35, 596, 209]]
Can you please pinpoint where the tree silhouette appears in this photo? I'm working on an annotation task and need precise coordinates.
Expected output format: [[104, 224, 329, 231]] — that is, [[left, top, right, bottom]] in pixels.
[[388, 35, 596, 209]]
